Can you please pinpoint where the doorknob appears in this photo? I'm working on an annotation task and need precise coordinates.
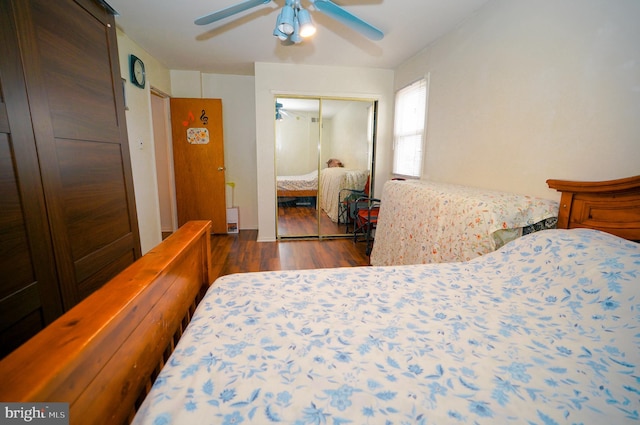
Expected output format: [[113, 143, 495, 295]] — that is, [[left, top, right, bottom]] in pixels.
[[217, 166, 225, 171]]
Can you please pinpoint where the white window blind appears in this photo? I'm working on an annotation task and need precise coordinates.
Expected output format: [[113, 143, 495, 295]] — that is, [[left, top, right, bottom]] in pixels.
[[393, 76, 428, 177]]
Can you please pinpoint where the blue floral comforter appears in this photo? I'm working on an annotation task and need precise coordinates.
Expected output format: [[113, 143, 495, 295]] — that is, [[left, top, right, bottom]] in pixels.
[[133, 229, 640, 424]]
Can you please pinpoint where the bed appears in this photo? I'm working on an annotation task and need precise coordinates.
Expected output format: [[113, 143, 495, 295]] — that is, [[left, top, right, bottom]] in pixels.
[[319, 167, 369, 222], [0, 176, 638, 425], [370, 179, 560, 266], [276, 170, 318, 199], [0, 221, 214, 424]]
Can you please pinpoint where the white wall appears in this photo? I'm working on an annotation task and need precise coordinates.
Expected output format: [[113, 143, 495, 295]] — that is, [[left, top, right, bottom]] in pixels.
[[202, 74, 258, 229], [276, 112, 319, 176], [116, 29, 170, 254], [170, 70, 202, 98], [255, 63, 395, 241], [325, 102, 371, 170], [395, 0, 640, 199]]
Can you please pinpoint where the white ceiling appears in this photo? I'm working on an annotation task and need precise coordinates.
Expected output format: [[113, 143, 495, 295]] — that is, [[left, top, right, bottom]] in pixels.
[[106, 0, 491, 76]]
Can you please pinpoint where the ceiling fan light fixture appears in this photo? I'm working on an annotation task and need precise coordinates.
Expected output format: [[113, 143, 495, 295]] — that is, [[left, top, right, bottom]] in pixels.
[[297, 9, 316, 38], [291, 18, 303, 44], [278, 4, 295, 35], [273, 27, 288, 41], [273, 11, 289, 40], [273, 13, 288, 41], [195, 0, 385, 46]]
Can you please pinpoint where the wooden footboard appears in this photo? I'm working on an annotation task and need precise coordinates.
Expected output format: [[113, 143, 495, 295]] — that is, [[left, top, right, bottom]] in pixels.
[[0, 220, 213, 424]]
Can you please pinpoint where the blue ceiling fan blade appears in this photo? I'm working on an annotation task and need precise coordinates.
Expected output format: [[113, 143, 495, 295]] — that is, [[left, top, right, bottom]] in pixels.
[[311, 0, 384, 41], [195, 0, 272, 26]]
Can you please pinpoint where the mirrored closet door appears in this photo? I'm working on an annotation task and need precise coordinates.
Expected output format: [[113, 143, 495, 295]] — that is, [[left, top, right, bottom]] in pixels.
[[276, 96, 377, 239], [275, 98, 320, 237]]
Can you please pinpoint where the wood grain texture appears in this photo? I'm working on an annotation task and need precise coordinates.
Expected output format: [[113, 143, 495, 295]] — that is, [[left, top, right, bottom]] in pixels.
[[33, 0, 141, 307], [8, 0, 141, 312], [0, 0, 63, 357], [170, 98, 227, 233], [0, 221, 212, 425], [277, 189, 318, 197], [210, 229, 371, 278], [277, 201, 354, 237], [547, 175, 640, 241]]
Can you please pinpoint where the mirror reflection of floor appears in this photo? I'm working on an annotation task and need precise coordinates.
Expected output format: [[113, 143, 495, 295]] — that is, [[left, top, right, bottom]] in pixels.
[[277, 205, 351, 238]]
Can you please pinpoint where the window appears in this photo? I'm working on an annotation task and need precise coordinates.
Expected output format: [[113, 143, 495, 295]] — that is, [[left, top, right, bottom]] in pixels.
[[393, 75, 428, 177]]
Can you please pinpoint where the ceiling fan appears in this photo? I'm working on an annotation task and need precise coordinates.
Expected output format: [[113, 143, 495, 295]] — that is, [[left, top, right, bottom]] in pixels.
[[275, 101, 302, 120], [195, 0, 384, 44], [275, 101, 286, 120]]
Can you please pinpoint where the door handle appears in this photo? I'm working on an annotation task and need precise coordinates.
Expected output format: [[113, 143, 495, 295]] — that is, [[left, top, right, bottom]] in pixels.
[[217, 166, 225, 171]]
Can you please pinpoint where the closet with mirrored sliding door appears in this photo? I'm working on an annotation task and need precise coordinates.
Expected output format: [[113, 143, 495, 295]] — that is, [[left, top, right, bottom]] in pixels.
[[275, 96, 377, 239]]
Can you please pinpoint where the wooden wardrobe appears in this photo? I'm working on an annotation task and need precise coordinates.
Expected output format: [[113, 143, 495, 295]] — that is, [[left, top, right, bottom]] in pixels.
[[0, 0, 141, 357]]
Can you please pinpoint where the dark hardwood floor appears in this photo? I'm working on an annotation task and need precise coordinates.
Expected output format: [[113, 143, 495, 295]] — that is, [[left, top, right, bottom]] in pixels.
[[164, 204, 371, 281], [210, 230, 371, 280], [277, 204, 349, 236]]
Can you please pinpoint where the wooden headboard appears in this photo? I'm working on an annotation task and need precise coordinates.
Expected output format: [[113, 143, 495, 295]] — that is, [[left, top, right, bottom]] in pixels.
[[547, 175, 640, 241], [0, 220, 212, 424]]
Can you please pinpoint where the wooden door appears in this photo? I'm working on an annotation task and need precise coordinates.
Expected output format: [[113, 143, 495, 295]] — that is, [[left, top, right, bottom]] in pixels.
[[0, 0, 63, 356], [170, 98, 227, 233], [0, 0, 139, 355], [9, 0, 141, 309]]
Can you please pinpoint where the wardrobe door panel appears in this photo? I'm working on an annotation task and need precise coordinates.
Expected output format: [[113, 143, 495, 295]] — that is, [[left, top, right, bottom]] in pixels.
[[0, 0, 63, 357], [57, 139, 134, 259], [0, 137, 34, 296], [15, 0, 141, 309], [33, 0, 121, 142], [0, 135, 49, 356]]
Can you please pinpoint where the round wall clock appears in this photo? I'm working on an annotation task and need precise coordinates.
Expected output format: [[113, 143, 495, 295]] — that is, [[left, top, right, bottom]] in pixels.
[[129, 54, 146, 89]]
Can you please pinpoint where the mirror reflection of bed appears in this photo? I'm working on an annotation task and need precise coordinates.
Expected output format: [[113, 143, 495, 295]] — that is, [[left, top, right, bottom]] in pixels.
[[275, 97, 376, 238]]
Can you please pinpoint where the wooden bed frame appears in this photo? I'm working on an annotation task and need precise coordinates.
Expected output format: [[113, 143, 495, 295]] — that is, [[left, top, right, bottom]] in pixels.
[[277, 189, 318, 198], [0, 176, 638, 424], [547, 175, 640, 241], [0, 220, 212, 424]]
